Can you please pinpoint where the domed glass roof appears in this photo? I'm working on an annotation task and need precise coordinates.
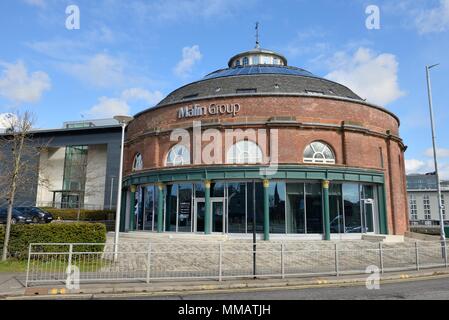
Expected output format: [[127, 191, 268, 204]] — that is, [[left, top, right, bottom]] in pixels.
[[203, 65, 316, 80]]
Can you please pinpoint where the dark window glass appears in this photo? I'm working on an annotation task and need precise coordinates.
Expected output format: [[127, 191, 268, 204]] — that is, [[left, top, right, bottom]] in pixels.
[[212, 200, 224, 232], [165, 184, 178, 231], [227, 183, 247, 233], [247, 182, 264, 232], [195, 183, 205, 198], [286, 183, 305, 233], [306, 183, 323, 233], [343, 183, 361, 233], [210, 182, 225, 197], [196, 201, 205, 232], [361, 185, 374, 233], [329, 184, 344, 234], [62, 146, 88, 208], [144, 186, 154, 231], [178, 184, 192, 232], [182, 93, 199, 100], [236, 88, 257, 94], [269, 182, 286, 233], [136, 186, 144, 230]]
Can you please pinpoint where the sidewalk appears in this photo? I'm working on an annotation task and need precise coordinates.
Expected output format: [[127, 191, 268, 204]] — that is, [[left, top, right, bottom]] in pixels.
[[2, 267, 449, 299]]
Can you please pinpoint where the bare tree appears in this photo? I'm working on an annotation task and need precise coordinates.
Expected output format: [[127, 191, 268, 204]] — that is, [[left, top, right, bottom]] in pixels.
[[0, 111, 48, 261]]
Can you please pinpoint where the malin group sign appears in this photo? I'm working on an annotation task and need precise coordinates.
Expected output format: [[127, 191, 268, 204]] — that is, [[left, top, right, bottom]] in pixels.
[[178, 103, 241, 119]]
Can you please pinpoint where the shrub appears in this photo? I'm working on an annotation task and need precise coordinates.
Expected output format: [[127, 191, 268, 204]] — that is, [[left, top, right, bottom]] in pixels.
[[0, 222, 106, 259], [40, 208, 115, 221]]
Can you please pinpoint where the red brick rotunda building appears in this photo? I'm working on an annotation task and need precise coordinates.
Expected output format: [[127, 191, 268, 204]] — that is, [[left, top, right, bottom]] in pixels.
[[120, 46, 408, 240]]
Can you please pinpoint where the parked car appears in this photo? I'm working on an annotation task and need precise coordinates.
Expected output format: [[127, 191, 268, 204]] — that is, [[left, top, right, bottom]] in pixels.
[[0, 207, 33, 224], [15, 207, 53, 224]]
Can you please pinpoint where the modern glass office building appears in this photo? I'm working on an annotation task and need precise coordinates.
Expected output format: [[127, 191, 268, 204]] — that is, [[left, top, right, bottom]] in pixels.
[[120, 46, 408, 240]]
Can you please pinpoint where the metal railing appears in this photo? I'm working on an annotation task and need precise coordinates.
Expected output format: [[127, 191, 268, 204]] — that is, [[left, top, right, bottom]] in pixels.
[[25, 240, 449, 287]]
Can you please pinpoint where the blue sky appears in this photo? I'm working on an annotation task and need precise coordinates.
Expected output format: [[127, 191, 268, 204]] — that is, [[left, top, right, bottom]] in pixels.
[[0, 0, 449, 178]]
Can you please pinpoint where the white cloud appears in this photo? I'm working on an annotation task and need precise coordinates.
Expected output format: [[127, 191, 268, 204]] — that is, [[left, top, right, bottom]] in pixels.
[[0, 61, 51, 104], [405, 159, 427, 173], [121, 88, 164, 105], [85, 88, 163, 119], [406, 158, 449, 180], [425, 148, 449, 158], [85, 97, 130, 119], [0, 113, 18, 130], [61, 54, 126, 88], [173, 45, 202, 78], [415, 0, 449, 34], [23, 0, 46, 8], [325, 47, 405, 106]]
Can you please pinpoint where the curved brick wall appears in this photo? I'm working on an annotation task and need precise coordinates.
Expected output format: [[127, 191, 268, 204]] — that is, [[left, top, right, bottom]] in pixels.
[[124, 95, 408, 235]]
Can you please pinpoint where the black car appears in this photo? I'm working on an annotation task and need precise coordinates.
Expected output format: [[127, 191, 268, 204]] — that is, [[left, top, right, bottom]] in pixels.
[[15, 207, 53, 224], [0, 208, 33, 224]]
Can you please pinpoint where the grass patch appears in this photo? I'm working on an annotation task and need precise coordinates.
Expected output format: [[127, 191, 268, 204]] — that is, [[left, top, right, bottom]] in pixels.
[[0, 259, 28, 273], [0, 257, 108, 273]]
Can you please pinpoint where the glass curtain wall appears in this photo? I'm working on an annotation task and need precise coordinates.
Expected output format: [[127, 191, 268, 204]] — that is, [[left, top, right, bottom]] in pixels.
[[144, 186, 155, 231], [305, 183, 323, 233], [329, 184, 344, 234], [62, 145, 88, 208], [178, 184, 193, 232], [343, 183, 362, 233], [247, 182, 264, 232], [135, 186, 144, 230], [165, 184, 178, 231], [286, 183, 305, 233], [269, 182, 286, 233], [227, 183, 246, 233], [132, 181, 379, 235], [164, 183, 193, 232]]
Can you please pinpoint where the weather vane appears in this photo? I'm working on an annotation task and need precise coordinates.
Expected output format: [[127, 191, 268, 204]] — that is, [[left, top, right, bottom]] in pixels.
[[255, 22, 260, 49]]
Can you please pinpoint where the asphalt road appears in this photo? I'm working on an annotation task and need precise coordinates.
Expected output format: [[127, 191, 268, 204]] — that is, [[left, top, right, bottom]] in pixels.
[[101, 276, 449, 300]]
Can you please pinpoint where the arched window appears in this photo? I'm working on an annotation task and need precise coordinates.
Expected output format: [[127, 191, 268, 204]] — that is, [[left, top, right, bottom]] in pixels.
[[303, 141, 335, 164], [166, 145, 190, 166], [227, 140, 263, 164], [132, 153, 143, 171], [242, 57, 249, 66]]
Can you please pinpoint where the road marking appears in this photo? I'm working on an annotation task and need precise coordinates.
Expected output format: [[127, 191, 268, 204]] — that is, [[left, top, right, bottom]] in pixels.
[[10, 272, 449, 300]]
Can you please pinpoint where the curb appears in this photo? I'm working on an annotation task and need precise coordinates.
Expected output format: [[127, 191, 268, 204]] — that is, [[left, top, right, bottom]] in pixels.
[[3, 268, 449, 299]]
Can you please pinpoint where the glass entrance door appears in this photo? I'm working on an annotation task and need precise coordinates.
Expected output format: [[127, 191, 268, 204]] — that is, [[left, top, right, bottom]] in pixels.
[[361, 185, 375, 233], [194, 199, 205, 232], [212, 199, 225, 233], [194, 198, 225, 233]]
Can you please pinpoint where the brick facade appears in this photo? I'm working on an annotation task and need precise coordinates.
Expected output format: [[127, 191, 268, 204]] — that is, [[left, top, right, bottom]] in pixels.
[[124, 95, 408, 235]]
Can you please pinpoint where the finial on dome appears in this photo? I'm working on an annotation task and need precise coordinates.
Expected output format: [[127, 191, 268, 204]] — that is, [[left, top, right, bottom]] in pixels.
[[255, 22, 260, 49]]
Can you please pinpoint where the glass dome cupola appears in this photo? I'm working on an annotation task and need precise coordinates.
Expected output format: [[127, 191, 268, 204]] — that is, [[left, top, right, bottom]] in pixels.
[[228, 23, 287, 68], [228, 48, 288, 68]]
